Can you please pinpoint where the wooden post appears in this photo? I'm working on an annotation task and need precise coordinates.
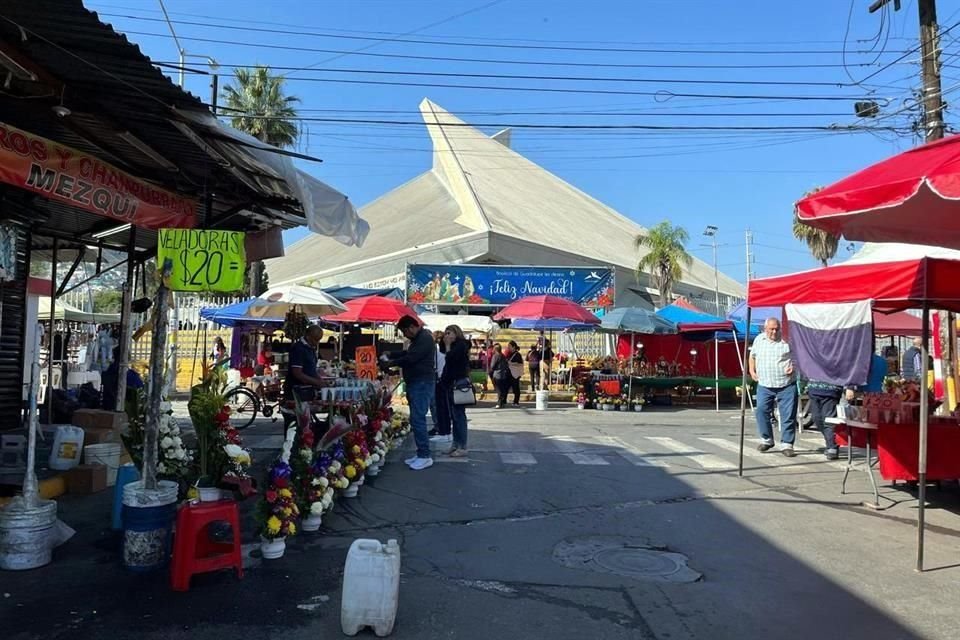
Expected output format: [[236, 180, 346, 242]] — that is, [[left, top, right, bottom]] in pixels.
[[143, 258, 173, 491]]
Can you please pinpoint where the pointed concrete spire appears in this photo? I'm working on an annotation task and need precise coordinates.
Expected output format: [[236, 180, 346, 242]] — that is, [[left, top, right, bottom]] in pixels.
[[419, 98, 491, 232]]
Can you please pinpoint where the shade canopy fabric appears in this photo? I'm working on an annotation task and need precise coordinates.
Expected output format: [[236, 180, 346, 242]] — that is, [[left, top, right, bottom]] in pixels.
[[38, 297, 120, 324], [323, 295, 420, 324], [199, 298, 283, 329], [796, 135, 960, 248], [323, 286, 403, 302], [599, 307, 677, 335], [656, 303, 733, 333], [493, 295, 600, 324], [418, 313, 498, 336], [510, 318, 596, 331], [748, 242, 960, 312], [873, 310, 922, 336], [247, 285, 347, 319]]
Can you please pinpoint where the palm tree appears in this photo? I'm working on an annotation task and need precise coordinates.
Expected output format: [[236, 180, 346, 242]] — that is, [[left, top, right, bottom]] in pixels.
[[220, 66, 299, 295], [221, 65, 300, 148], [635, 221, 694, 308], [792, 187, 840, 267]]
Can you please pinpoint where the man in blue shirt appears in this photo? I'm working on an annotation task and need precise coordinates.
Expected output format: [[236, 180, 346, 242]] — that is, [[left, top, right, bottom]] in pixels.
[[285, 325, 326, 399]]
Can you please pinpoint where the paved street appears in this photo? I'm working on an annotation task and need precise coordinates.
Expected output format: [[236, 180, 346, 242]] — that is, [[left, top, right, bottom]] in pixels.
[[6, 404, 960, 640]]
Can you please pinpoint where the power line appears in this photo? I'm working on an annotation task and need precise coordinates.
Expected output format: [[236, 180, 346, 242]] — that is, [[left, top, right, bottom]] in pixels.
[[98, 12, 925, 56], [115, 29, 917, 72]]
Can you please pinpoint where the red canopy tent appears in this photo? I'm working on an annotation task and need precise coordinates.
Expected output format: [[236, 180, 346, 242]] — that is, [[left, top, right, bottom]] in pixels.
[[741, 242, 960, 572], [873, 311, 922, 337]]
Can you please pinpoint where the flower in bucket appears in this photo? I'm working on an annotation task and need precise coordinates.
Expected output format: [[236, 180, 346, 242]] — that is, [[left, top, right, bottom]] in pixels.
[[258, 459, 299, 540]]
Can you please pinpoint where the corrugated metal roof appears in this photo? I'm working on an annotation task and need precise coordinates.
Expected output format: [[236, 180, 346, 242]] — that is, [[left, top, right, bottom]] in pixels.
[[0, 0, 308, 242]]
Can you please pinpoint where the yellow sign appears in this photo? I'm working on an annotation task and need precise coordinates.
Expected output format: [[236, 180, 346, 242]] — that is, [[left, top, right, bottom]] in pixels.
[[158, 229, 246, 292]]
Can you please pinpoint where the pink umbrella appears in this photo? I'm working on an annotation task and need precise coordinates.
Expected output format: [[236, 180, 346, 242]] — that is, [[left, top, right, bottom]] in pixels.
[[493, 295, 600, 324]]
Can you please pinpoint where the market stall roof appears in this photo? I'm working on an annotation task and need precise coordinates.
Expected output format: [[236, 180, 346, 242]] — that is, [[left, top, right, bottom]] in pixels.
[[795, 134, 960, 249], [0, 1, 366, 251], [509, 318, 596, 332], [655, 304, 733, 333], [748, 242, 960, 312], [322, 286, 403, 302], [493, 295, 600, 325], [38, 297, 120, 324], [323, 295, 421, 324], [598, 307, 677, 335], [418, 313, 498, 336], [199, 298, 282, 329], [873, 310, 922, 337], [247, 285, 346, 319]]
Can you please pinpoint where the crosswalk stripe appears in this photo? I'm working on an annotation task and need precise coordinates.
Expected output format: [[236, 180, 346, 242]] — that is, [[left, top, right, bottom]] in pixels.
[[698, 437, 781, 467], [645, 436, 734, 470], [492, 435, 538, 465], [549, 436, 611, 465], [595, 436, 669, 467]]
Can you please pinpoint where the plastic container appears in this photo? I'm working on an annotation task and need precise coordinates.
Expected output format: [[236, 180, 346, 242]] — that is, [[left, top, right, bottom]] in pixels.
[[111, 463, 140, 531], [341, 538, 401, 637], [0, 498, 58, 570], [1, 434, 27, 469], [535, 390, 550, 411], [48, 426, 85, 471], [84, 443, 122, 486], [121, 480, 178, 572]]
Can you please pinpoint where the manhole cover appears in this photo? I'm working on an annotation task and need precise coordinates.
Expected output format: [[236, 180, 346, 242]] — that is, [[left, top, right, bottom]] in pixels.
[[553, 536, 701, 583]]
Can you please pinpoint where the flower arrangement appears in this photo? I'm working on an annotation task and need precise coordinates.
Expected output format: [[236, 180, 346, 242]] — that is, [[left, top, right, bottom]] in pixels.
[[123, 389, 193, 485], [258, 425, 300, 541]]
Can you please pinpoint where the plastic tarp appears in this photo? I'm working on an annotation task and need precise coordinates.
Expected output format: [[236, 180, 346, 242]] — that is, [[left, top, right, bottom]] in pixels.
[[178, 110, 370, 248]]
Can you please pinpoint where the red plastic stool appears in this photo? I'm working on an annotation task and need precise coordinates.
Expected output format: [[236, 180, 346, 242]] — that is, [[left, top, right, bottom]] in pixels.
[[171, 500, 243, 591]]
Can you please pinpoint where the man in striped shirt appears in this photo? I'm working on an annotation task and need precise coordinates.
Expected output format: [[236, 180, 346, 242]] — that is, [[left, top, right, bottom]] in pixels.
[[749, 318, 798, 457]]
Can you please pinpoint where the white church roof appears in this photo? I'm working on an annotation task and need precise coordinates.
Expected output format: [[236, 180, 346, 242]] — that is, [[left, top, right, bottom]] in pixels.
[[267, 99, 744, 298]]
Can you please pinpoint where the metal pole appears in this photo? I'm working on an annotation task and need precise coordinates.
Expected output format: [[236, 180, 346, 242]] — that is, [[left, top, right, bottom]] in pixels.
[[46, 239, 57, 423], [143, 259, 173, 491], [115, 228, 137, 412], [715, 335, 720, 412], [738, 307, 752, 477], [628, 333, 635, 401], [917, 303, 931, 572]]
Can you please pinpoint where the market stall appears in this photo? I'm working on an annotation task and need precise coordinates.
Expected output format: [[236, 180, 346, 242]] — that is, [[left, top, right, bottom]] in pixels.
[[743, 241, 960, 571]]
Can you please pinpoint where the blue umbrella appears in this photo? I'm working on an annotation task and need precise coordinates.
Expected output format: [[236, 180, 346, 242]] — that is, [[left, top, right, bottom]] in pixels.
[[510, 318, 595, 331], [599, 307, 677, 335]]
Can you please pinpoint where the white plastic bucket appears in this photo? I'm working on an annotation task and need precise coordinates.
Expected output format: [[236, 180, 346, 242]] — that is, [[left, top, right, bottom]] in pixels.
[[0, 498, 58, 571], [49, 426, 85, 471], [84, 443, 122, 486], [535, 390, 550, 411]]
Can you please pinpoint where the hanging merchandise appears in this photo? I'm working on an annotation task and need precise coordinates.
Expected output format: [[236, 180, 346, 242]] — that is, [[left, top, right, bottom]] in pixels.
[[0, 223, 18, 282]]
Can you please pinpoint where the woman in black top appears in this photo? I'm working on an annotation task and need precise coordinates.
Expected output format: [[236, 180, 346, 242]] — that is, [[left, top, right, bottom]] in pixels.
[[440, 325, 471, 456]]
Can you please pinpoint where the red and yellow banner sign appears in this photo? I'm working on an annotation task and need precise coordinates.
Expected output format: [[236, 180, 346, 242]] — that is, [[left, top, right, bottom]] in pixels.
[[0, 121, 196, 229]]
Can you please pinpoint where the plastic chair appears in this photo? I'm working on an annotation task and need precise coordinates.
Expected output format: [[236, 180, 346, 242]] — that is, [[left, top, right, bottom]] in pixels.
[[170, 500, 243, 592]]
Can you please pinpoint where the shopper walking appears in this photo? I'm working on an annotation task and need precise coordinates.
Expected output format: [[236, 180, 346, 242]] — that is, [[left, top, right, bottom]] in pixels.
[[749, 318, 798, 457], [428, 331, 450, 444], [381, 315, 436, 470], [526, 344, 542, 391], [540, 338, 555, 390], [440, 324, 470, 457], [506, 340, 524, 406]]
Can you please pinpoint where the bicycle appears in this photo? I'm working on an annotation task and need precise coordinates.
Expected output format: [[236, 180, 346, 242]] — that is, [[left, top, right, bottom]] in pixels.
[[222, 376, 283, 430]]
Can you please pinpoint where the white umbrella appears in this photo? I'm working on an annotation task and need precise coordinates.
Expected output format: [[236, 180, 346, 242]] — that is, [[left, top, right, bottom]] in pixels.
[[247, 284, 346, 318]]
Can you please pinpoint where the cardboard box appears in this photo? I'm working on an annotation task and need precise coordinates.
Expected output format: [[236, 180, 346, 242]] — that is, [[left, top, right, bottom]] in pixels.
[[82, 427, 118, 445], [72, 409, 127, 432], [65, 464, 107, 495]]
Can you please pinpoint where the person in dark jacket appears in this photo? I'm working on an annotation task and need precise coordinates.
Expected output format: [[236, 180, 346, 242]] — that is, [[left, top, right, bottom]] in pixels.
[[439, 324, 471, 457], [495, 340, 524, 408], [381, 315, 436, 470]]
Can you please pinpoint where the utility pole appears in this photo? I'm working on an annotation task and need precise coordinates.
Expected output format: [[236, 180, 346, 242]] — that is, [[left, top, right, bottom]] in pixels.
[[745, 229, 753, 283], [702, 225, 720, 315], [919, 0, 945, 142]]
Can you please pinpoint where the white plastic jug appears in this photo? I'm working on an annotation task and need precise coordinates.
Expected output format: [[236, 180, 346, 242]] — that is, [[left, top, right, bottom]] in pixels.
[[341, 538, 401, 637], [48, 426, 85, 471]]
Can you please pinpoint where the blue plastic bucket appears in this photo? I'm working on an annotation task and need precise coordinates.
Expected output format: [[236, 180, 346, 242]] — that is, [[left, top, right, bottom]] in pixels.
[[121, 480, 178, 572], [112, 464, 140, 531]]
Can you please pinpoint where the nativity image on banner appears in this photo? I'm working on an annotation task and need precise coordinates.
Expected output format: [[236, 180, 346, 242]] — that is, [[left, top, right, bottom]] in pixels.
[[785, 301, 874, 387]]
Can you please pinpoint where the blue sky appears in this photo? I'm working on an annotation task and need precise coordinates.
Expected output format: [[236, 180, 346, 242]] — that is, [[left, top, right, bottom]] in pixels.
[[87, 0, 960, 282]]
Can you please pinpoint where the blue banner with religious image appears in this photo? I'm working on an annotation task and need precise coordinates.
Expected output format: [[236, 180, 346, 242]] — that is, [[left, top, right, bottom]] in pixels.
[[406, 264, 615, 308]]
